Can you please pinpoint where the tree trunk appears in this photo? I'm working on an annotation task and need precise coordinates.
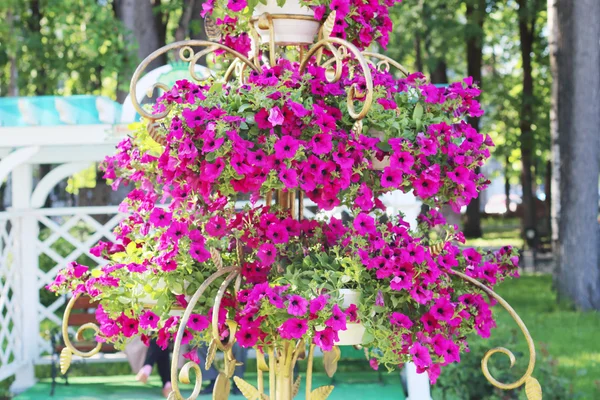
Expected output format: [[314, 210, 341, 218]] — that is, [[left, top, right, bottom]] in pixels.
[[114, 0, 168, 102], [505, 156, 511, 215], [518, 0, 538, 241], [463, 0, 486, 238], [552, 0, 600, 310]]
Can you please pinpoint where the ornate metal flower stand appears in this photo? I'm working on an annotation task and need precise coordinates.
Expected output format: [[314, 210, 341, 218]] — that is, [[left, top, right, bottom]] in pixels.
[[59, 11, 543, 400]]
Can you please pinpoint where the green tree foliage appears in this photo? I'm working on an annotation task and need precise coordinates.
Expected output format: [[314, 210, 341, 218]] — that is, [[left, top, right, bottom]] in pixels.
[[386, 0, 551, 233]]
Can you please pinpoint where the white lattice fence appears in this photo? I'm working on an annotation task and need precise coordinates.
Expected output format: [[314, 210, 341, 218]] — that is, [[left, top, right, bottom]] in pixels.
[[0, 214, 24, 381], [33, 206, 125, 358]]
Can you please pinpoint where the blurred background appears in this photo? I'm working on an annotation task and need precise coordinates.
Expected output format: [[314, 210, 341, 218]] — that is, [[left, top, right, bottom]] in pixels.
[[0, 0, 598, 399]]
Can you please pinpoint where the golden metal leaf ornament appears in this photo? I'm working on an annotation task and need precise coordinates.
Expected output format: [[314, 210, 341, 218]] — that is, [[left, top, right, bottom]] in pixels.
[[233, 377, 261, 400], [310, 385, 334, 400], [429, 240, 446, 256], [323, 346, 340, 378], [205, 339, 217, 370], [204, 16, 222, 41], [59, 348, 72, 375], [178, 361, 201, 384], [213, 372, 231, 400], [292, 375, 301, 398], [147, 121, 167, 146], [525, 377, 543, 400], [352, 120, 363, 135], [256, 350, 269, 372], [322, 11, 337, 39]]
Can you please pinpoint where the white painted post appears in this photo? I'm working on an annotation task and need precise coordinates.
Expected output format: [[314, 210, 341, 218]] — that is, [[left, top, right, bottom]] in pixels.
[[405, 362, 433, 400], [10, 163, 40, 393]]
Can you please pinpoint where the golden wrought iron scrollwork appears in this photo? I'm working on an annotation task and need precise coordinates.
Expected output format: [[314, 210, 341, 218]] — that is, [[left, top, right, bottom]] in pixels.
[[168, 266, 239, 400], [59, 294, 102, 374], [451, 269, 542, 399], [299, 37, 374, 120], [129, 40, 260, 123]]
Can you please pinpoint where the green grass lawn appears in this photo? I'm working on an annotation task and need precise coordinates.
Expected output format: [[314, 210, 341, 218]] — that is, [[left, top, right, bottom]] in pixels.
[[481, 274, 599, 398], [465, 217, 525, 249]]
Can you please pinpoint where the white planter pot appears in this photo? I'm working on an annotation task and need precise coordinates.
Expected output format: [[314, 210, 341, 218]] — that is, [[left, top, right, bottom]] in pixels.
[[336, 322, 366, 346], [336, 289, 365, 346], [253, 0, 320, 45]]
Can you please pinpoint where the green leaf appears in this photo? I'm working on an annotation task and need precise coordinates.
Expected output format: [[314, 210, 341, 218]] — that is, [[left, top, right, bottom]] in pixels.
[[376, 141, 392, 152], [276, 0, 286, 6], [413, 103, 423, 122], [117, 296, 131, 304]]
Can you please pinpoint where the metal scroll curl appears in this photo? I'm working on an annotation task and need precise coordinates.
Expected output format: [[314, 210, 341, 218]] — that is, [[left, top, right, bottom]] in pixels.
[[59, 293, 103, 374], [451, 269, 542, 399], [168, 266, 239, 400], [129, 40, 260, 123], [299, 37, 374, 121]]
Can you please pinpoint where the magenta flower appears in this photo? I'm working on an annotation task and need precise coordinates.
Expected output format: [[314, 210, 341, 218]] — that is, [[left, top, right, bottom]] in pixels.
[[139, 311, 159, 329], [274, 135, 299, 159], [325, 304, 347, 331], [410, 342, 432, 370], [183, 349, 200, 364], [181, 329, 193, 346], [310, 134, 333, 155], [313, 327, 336, 351], [389, 312, 413, 329], [390, 151, 414, 172], [369, 358, 379, 371], [278, 318, 308, 339], [309, 295, 328, 314], [430, 298, 455, 322], [266, 223, 289, 244], [287, 295, 308, 316], [190, 242, 211, 263], [226, 0, 246, 12], [157, 328, 170, 350], [268, 106, 284, 126], [353, 213, 376, 236], [236, 326, 261, 348], [463, 248, 482, 266], [188, 314, 210, 331], [206, 215, 227, 237], [413, 176, 440, 198], [65, 262, 89, 278], [381, 167, 403, 188], [149, 207, 172, 228], [279, 167, 298, 188], [99, 320, 120, 337], [257, 243, 277, 266], [118, 314, 139, 338], [344, 304, 358, 323]]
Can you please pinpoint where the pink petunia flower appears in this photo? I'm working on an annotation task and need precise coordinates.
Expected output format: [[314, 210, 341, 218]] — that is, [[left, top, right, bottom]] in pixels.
[[139, 311, 159, 330], [257, 243, 277, 266], [236, 326, 261, 348], [274, 136, 299, 159], [381, 167, 403, 188], [278, 318, 308, 339], [287, 295, 308, 316], [309, 295, 329, 314], [149, 207, 172, 228], [389, 312, 413, 329], [353, 213, 376, 236], [313, 327, 336, 351], [325, 304, 347, 331], [188, 314, 210, 331], [183, 349, 200, 364], [118, 314, 139, 338]]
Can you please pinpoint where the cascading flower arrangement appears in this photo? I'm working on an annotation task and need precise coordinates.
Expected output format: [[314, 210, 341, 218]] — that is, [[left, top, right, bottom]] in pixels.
[[49, 56, 519, 385], [48, 2, 537, 398]]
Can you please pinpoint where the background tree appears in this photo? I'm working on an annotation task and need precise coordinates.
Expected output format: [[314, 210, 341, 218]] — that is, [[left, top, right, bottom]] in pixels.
[[550, 0, 600, 310]]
